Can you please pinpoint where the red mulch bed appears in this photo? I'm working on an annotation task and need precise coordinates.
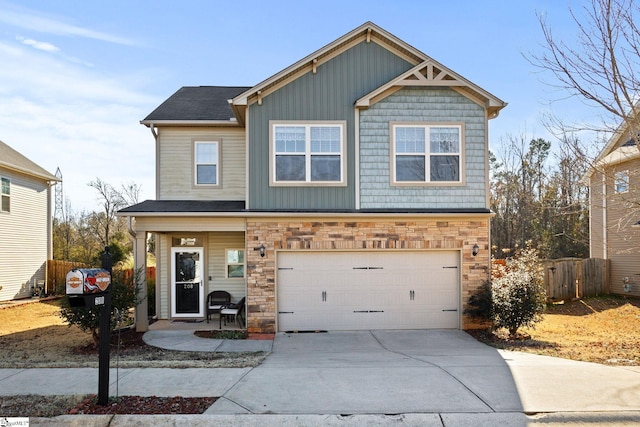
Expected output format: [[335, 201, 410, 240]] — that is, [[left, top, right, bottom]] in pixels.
[[71, 395, 217, 415]]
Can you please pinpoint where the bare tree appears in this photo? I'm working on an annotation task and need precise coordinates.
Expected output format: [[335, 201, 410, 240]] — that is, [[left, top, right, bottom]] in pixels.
[[531, 0, 640, 143], [120, 181, 142, 207], [88, 178, 127, 248], [490, 135, 589, 259], [529, 0, 640, 257]]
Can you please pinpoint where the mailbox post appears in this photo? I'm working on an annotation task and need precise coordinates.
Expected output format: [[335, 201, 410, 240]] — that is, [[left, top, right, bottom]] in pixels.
[[65, 250, 112, 405], [99, 248, 112, 406]]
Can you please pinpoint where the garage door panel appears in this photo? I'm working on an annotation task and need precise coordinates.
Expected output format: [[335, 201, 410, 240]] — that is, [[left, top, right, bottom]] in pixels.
[[277, 251, 459, 331]]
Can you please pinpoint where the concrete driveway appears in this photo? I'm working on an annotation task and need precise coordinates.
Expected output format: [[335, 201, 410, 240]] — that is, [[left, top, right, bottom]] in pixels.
[[209, 329, 640, 418], [3, 329, 639, 425], [209, 329, 522, 415]]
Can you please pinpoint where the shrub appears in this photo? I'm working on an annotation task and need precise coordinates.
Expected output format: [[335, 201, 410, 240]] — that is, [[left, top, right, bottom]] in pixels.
[[491, 246, 546, 338], [464, 279, 493, 323], [60, 267, 143, 347], [146, 277, 156, 318]]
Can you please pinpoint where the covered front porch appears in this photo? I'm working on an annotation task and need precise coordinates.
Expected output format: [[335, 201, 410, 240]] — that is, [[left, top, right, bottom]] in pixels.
[[149, 314, 245, 332], [120, 210, 248, 333]]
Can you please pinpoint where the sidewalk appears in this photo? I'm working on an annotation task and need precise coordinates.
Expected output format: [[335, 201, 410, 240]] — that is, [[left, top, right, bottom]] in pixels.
[[1, 329, 638, 426]]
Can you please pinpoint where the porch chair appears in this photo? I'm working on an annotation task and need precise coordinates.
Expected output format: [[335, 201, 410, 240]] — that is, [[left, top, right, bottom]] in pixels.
[[206, 290, 231, 323], [219, 297, 246, 329]]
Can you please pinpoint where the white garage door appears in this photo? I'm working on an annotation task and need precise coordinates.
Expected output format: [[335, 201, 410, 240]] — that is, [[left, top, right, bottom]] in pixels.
[[277, 251, 459, 332]]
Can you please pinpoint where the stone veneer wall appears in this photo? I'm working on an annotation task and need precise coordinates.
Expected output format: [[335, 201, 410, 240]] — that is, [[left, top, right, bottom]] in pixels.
[[245, 218, 490, 333]]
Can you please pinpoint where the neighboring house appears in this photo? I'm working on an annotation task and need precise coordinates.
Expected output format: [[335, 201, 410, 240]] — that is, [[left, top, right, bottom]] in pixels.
[[585, 121, 640, 296], [0, 140, 60, 301], [120, 22, 506, 333]]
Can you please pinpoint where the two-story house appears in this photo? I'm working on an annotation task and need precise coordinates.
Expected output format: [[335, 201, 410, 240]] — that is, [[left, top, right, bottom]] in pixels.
[[0, 140, 60, 301], [120, 22, 506, 334], [585, 118, 640, 296]]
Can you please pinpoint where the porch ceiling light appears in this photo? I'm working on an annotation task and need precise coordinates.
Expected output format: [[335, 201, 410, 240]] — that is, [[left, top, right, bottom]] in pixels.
[[472, 243, 479, 257]]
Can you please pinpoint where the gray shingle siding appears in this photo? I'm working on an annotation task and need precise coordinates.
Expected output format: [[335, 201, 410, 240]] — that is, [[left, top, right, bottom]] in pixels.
[[248, 41, 412, 210], [359, 87, 487, 209]]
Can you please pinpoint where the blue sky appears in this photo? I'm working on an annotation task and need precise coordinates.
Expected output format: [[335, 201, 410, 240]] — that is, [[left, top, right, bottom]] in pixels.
[[0, 0, 597, 212]]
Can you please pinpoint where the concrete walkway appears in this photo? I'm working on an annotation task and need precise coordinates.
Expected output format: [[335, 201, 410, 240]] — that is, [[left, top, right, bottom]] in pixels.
[[1, 329, 639, 426], [142, 329, 273, 353]]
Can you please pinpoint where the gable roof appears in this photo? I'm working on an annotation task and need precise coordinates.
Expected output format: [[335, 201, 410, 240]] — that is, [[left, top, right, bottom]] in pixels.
[[584, 113, 640, 180], [141, 86, 250, 126], [0, 140, 60, 182], [141, 22, 506, 129], [230, 21, 506, 123]]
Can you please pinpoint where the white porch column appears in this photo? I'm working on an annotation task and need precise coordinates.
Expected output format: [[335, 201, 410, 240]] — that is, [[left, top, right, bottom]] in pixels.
[[134, 231, 149, 332]]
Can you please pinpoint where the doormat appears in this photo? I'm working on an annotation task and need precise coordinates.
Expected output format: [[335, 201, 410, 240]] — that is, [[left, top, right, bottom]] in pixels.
[[171, 319, 203, 323]]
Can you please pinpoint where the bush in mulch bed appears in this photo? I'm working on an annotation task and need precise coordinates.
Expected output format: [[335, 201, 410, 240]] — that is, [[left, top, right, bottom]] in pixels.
[[70, 395, 217, 415]]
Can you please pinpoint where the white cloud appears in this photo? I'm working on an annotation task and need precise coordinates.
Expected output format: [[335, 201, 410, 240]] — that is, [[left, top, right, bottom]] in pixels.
[[0, 35, 160, 212], [17, 36, 59, 52], [0, 3, 137, 46]]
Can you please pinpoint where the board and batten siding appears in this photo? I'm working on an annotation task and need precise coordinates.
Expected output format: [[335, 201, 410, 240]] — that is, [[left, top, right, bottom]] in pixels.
[[248, 40, 413, 210], [0, 169, 50, 301], [604, 159, 640, 296], [157, 127, 245, 201], [359, 87, 487, 209]]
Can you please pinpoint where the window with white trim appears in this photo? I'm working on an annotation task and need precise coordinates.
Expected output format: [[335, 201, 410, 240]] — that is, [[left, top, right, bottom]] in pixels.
[[272, 123, 345, 184], [1, 177, 9, 213], [226, 249, 245, 278], [391, 124, 462, 183], [614, 170, 629, 194], [194, 141, 219, 185]]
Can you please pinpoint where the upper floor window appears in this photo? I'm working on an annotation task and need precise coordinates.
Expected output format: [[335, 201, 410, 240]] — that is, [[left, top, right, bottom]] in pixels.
[[271, 122, 346, 186], [194, 141, 219, 186], [614, 170, 629, 194], [1, 177, 9, 213], [391, 123, 463, 185]]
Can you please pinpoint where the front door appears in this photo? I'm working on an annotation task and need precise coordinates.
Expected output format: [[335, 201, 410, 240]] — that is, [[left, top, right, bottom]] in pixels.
[[171, 248, 204, 318]]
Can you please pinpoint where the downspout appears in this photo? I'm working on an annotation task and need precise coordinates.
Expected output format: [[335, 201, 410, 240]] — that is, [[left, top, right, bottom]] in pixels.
[[602, 173, 607, 259], [128, 216, 136, 239], [149, 123, 158, 141], [46, 180, 55, 295], [354, 107, 360, 210]]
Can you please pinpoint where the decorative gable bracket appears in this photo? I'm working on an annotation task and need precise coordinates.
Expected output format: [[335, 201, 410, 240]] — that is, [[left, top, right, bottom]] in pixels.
[[356, 60, 506, 119]]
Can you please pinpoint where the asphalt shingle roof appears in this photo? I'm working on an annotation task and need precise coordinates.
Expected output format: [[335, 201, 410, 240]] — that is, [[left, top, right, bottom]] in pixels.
[[0, 140, 59, 181], [119, 200, 246, 213], [143, 86, 250, 122], [119, 199, 492, 215]]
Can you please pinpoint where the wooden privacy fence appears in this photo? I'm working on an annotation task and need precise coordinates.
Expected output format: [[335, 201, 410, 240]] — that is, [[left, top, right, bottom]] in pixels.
[[543, 258, 609, 301], [122, 267, 156, 284], [47, 261, 156, 295], [47, 260, 88, 295]]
